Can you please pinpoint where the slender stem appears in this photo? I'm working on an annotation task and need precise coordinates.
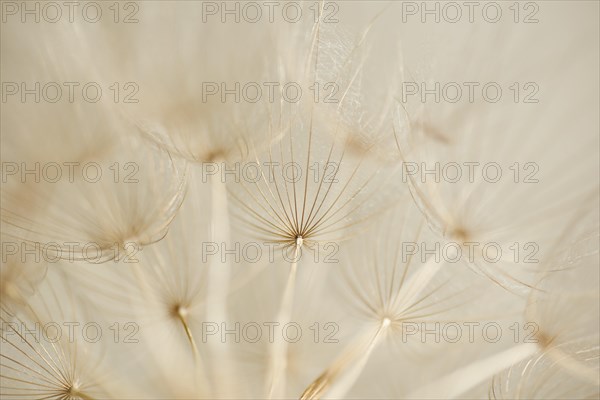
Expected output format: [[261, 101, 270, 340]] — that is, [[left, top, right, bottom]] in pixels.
[[301, 318, 390, 400], [267, 244, 301, 398], [406, 343, 538, 399], [175, 306, 212, 397], [206, 175, 231, 324], [206, 173, 233, 397], [175, 308, 200, 359]]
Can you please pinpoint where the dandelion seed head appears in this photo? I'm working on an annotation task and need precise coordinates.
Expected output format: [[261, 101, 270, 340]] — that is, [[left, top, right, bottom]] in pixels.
[[2, 2, 598, 399]]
